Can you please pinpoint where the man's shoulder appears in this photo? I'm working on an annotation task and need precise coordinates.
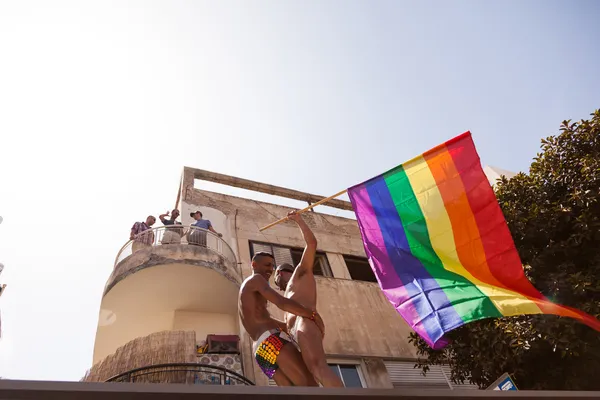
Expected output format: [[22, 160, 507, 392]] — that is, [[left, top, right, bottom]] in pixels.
[[240, 275, 260, 297], [243, 273, 264, 284]]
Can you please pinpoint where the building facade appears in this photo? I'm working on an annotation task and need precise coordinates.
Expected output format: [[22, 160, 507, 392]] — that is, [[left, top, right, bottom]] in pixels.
[[85, 167, 487, 389]]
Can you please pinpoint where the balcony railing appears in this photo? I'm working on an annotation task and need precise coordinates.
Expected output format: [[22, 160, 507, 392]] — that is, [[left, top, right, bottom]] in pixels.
[[105, 363, 254, 386], [114, 226, 237, 269]]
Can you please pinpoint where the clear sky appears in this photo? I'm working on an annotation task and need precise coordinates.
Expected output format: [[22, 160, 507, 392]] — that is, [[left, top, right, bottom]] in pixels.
[[0, 0, 598, 380]]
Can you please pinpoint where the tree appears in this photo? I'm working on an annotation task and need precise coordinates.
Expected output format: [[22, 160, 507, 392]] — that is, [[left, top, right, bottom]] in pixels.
[[409, 109, 600, 390]]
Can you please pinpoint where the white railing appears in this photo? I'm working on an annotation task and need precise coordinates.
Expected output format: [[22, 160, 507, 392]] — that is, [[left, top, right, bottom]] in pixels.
[[114, 226, 238, 273]]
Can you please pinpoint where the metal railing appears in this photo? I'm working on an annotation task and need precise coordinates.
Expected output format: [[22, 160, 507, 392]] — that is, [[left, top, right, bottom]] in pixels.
[[105, 363, 254, 386], [114, 226, 237, 269]]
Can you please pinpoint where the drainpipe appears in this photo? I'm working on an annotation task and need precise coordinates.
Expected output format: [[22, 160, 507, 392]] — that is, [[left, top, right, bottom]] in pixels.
[[233, 209, 244, 280]]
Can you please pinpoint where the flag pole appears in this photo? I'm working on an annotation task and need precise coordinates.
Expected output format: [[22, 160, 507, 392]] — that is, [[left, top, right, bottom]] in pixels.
[[259, 189, 348, 232]]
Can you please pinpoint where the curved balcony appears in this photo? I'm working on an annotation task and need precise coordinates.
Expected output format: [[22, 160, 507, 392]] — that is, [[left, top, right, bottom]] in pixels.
[[105, 226, 240, 295], [106, 363, 254, 386]]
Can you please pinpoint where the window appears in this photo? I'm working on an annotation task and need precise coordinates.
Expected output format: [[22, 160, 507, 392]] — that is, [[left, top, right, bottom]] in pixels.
[[290, 248, 332, 277], [328, 363, 365, 388], [384, 361, 478, 390], [269, 362, 366, 387], [343, 255, 377, 282], [250, 241, 332, 277]]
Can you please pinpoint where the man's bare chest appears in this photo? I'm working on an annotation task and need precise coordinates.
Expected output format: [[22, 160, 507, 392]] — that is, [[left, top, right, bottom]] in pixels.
[[285, 274, 315, 299]]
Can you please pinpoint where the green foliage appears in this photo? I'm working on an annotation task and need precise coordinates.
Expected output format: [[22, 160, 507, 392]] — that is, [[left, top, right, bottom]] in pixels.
[[409, 110, 600, 390]]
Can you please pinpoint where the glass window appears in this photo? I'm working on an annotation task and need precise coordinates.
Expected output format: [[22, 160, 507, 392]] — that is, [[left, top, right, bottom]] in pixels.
[[343, 255, 377, 282], [328, 364, 364, 388], [250, 241, 333, 277], [290, 248, 332, 277]]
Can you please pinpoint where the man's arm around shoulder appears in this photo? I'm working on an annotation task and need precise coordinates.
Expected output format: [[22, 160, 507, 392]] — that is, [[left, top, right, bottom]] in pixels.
[[249, 274, 314, 318]]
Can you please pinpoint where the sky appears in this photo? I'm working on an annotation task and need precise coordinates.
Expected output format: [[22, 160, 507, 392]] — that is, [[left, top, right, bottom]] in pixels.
[[0, 0, 599, 381]]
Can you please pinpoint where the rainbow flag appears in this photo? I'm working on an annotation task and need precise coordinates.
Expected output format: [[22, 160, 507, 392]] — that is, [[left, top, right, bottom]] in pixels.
[[348, 131, 600, 349]]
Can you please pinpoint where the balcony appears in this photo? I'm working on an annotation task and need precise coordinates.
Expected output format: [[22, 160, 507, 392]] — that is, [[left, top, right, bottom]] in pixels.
[[106, 226, 241, 295], [105, 363, 254, 386], [93, 228, 242, 364]]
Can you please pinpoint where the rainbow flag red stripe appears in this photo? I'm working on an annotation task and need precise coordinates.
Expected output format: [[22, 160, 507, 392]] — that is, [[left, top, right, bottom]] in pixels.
[[348, 131, 600, 348]]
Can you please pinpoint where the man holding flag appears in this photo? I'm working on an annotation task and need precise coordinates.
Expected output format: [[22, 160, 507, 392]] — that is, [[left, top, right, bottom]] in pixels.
[[274, 211, 344, 387]]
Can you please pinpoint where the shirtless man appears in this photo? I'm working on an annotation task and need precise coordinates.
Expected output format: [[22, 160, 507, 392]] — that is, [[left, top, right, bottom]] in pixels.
[[239, 251, 322, 386], [274, 211, 344, 387]]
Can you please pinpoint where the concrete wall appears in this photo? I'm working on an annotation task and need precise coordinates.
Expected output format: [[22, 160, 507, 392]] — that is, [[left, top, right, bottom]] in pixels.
[[173, 311, 237, 343], [265, 278, 417, 359]]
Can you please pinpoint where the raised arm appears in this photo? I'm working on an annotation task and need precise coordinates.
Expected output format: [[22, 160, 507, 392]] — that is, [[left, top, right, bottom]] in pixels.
[[287, 211, 317, 273], [252, 275, 315, 318], [159, 211, 170, 223]]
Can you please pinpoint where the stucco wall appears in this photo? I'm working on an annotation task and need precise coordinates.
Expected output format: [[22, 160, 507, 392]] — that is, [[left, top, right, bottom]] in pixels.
[[173, 311, 237, 343], [94, 310, 175, 365], [266, 278, 417, 359]]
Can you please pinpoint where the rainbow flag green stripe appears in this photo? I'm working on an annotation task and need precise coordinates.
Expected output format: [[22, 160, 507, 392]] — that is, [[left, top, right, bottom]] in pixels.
[[348, 131, 600, 348]]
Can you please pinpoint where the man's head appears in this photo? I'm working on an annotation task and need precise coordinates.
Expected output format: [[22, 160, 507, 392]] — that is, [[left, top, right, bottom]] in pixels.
[[146, 215, 156, 226], [274, 263, 295, 290], [190, 211, 203, 220], [171, 209, 180, 218], [251, 251, 275, 280]]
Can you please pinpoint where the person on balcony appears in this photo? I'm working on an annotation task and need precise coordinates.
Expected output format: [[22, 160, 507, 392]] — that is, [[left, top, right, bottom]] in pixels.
[[239, 251, 323, 387], [273, 210, 344, 387], [159, 209, 183, 244], [188, 210, 221, 247], [130, 215, 156, 253]]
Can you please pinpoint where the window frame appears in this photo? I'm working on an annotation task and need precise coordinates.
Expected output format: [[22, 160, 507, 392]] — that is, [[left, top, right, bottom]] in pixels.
[[327, 359, 367, 388], [249, 240, 333, 277], [290, 247, 333, 277], [342, 254, 377, 283]]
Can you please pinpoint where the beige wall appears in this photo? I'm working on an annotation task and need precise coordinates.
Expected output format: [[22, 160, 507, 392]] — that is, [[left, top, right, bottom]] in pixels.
[[266, 278, 417, 359], [317, 278, 417, 359], [94, 310, 175, 365], [94, 263, 240, 364], [173, 310, 238, 343]]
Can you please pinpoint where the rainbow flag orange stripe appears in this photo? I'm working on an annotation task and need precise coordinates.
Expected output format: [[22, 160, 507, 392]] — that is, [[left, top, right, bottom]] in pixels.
[[348, 131, 600, 348]]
